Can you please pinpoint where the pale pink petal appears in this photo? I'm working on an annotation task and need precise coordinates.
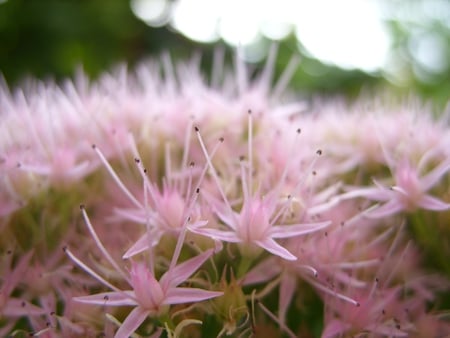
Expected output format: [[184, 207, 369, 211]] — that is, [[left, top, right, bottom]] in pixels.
[[271, 221, 330, 239], [308, 187, 387, 215], [188, 227, 241, 243], [161, 249, 213, 288], [123, 232, 160, 259], [186, 219, 209, 230], [214, 208, 237, 231], [115, 306, 150, 338], [164, 287, 223, 305], [201, 189, 236, 230], [418, 194, 450, 211], [74, 291, 137, 306], [365, 200, 403, 218], [241, 258, 280, 285], [114, 207, 150, 224], [3, 299, 46, 317], [421, 160, 450, 191], [130, 263, 164, 308], [278, 274, 296, 323], [254, 238, 296, 261], [4, 251, 34, 295], [345, 184, 390, 202]]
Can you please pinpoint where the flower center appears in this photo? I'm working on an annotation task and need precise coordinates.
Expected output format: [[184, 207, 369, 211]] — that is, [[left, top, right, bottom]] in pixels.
[[130, 263, 165, 312], [237, 199, 271, 242]]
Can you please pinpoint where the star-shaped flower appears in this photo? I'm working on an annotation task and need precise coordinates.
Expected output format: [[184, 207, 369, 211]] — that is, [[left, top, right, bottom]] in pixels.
[[65, 207, 222, 338]]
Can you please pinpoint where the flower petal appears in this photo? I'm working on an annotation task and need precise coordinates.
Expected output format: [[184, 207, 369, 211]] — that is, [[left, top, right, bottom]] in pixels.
[[365, 200, 403, 218], [164, 287, 223, 305], [279, 274, 296, 323], [188, 227, 241, 243], [271, 221, 330, 239], [123, 232, 161, 259], [241, 257, 280, 285], [3, 299, 46, 317], [421, 160, 450, 191], [418, 194, 450, 211], [115, 307, 150, 338], [254, 237, 297, 261], [74, 291, 137, 306], [161, 249, 213, 288]]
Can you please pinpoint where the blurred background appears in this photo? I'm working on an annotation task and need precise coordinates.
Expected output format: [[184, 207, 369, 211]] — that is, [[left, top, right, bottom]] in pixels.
[[0, 0, 449, 108]]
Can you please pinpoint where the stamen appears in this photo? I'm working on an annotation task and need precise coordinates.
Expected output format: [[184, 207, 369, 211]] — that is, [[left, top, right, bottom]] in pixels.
[[64, 247, 127, 296], [180, 120, 194, 192], [298, 264, 319, 277], [369, 277, 379, 300], [92, 144, 142, 209], [305, 275, 360, 307], [195, 127, 234, 215], [80, 206, 130, 283], [257, 301, 297, 338], [384, 241, 411, 288]]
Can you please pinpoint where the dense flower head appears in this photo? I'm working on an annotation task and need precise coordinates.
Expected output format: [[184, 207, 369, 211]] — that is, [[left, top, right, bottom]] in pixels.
[[1, 48, 450, 337]]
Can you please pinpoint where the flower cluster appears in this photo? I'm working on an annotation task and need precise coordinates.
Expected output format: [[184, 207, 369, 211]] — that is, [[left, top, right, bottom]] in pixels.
[[1, 48, 450, 337]]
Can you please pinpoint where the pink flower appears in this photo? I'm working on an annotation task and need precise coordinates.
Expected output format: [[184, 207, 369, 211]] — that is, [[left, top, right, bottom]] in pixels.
[[91, 142, 208, 259], [358, 158, 450, 218], [190, 122, 330, 261], [312, 157, 450, 218], [65, 206, 222, 338], [0, 250, 46, 334]]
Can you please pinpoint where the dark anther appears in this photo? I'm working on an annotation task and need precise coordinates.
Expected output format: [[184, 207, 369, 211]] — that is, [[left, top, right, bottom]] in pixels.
[[79, 204, 85, 210], [316, 149, 322, 155], [196, 188, 200, 194], [297, 128, 301, 134], [219, 137, 224, 142], [134, 158, 140, 163], [91, 144, 97, 149], [62, 246, 68, 253], [189, 161, 195, 167], [194, 126, 199, 132]]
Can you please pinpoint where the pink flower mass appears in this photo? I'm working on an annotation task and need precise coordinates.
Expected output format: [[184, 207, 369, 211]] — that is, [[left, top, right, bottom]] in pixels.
[[1, 49, 450, 337]]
